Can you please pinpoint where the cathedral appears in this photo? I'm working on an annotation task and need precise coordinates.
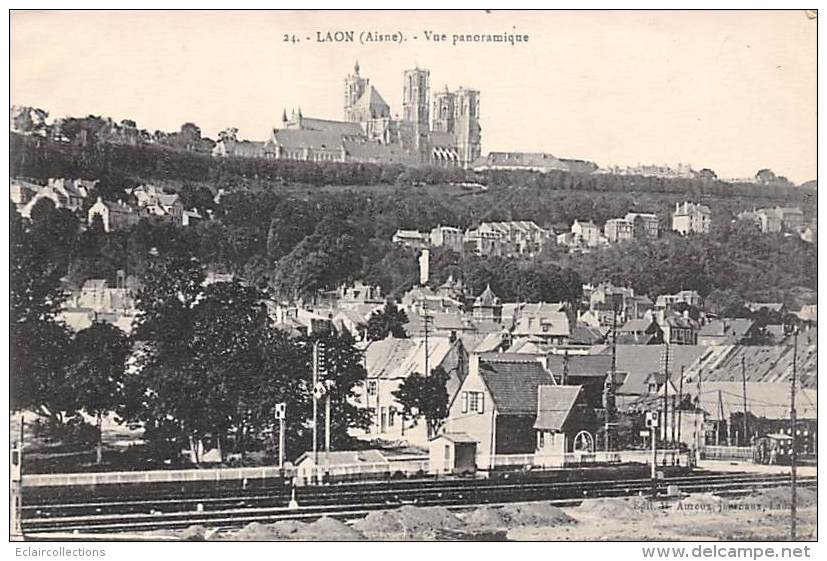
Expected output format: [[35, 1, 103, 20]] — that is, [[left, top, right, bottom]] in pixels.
[[262, 62, 482, 168]]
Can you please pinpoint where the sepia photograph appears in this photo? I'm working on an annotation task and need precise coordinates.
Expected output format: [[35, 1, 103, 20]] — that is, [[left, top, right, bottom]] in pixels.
[[6, 8, 818, 547]]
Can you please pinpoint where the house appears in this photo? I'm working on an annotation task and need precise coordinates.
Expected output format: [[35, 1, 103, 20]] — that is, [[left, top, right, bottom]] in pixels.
[[59, 274, 139, 333], [512, 303, 571, 344], [697, 318, 757, 346], [796, 304, 817, 323], [568, 324, 607, 346], [18, 178, 95, 217], [391, 229, 430, 250], [738, 208, 782, 233], [211, 138, 266, 158], [534, 384, 601, 463], [747, 302, 787, 315], [463, 227, 505, 256], [749, 206, 805, 232], [429, 225, 464, 253], [672, 202, 711, 234], [87, 197, 140, 232], [444, 354, 555, 467], [588, 283, 652, 327], [294, 449, 389, 483], [655, 290, 704, 310], [604, 218, 633, 243], [472, 284, 502, 323], [476, 221, 550, 257], [571, 219, 600, 247], [358, 335, 468, 446], [625, 212, 660, 238], [616, 317, 664, 345], [659, 312, 699, 345]]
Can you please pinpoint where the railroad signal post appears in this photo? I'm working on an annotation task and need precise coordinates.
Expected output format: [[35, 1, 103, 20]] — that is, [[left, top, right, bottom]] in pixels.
[[274, 402, 286, 469], [646, 410, 659, 498]]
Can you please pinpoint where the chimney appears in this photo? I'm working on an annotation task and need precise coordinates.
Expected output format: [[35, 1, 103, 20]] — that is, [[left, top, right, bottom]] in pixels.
[[419, 249, 430, 285], [468, 353, 480, 378]]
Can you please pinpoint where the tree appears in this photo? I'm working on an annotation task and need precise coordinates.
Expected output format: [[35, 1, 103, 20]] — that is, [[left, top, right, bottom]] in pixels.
[[392, 366, 450, 438], [69, 322, 131, 463], [366, 300, 409, 341]]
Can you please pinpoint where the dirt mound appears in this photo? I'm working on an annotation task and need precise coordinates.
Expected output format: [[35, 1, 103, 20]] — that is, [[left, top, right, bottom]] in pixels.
[[233, 521, 284, 540], [735, 486, 817, 509], [178, 525, 209, 541], [307, 516, 365, 540], [499, 502, 576, 527], [354, 505, 465, 539], [462, 506, 512, 529]]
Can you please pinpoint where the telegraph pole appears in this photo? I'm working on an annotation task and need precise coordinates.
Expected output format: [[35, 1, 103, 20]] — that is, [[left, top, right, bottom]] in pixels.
[[661, 344, 670, 447], [325, 382, 333, 452], [312, 341, 322, 466], [741, 355, 749, 446], [790, 327, 799, 541], [10, 416, 23, 541], [677, 365, 685, 447], [605, 305, 618, 451]]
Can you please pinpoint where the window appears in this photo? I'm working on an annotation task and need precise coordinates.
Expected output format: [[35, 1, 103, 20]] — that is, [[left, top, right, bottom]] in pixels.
[[461, 392, 468, 414], [468, 391, 485, 414], [388, 407, 396, 427], [367, 380, 377, 397]]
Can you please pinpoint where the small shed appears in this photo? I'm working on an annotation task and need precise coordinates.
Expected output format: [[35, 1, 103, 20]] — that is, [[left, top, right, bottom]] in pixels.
[[294, 449, 389, 483], [429, 432, 478, 475]]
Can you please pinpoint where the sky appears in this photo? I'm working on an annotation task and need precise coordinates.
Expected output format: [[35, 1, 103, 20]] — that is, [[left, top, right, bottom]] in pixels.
[[10, 10, 817, 183]]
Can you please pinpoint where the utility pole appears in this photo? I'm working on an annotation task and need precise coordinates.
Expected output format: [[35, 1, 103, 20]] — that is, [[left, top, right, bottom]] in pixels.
[[741, 355, 749, 447], [562, 349, 570, 385], [10, 416, 23, 541], [661, 344, 670, 447], [677, 365, 685, 447], [423, 302, 432, 377], [790, 327, 799, 541], [325, 381, 333, 452], [605, 305, 618, 451], [717, 389, 725, 446]]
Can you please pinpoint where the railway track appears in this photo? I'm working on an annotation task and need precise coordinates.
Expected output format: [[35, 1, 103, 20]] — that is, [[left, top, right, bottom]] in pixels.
[[22, 472, 815, 535]]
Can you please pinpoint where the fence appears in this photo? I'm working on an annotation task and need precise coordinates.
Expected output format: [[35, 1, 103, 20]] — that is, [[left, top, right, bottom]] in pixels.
[[702, 445, 755, 462], [23, 466, 288, 488]]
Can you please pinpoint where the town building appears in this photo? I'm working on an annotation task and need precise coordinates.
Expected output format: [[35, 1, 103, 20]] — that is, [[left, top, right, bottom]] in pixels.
[[738, 208, 782, 233], [429, 225, 464, 253], [472, 285, 502, 323], [358, 335, 468, 446], [511, 302, 571, 344], [470, 152, 598, 174], [616, 317, 664, 345], [132, 185, 184, 225], [87, 197, 140, 232], [391, 229, 430, 251], [604, 218, 633, 243], [570, 219, 601, 247], [624, 212, 660, 238], [475, 221, 550, 257], [59, 274, 139, 333], [13, 177, 96, 218], [672, 202, 711, 234], [655, 290, 704, 310]]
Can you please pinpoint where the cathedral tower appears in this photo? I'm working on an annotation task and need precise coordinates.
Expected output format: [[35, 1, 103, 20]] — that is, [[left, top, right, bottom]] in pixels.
[[431, 85, 455, 133], [402, 68, 430, 127], [344, 61, 369, 122], [453, 88, 481, 168]]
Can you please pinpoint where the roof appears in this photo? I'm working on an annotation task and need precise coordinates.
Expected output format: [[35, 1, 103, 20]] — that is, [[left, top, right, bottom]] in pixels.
[[293, 117, 364, 136], [432, 432, 477, 444], [534, 385, 582, 431], [364, 336, 456, 380], [679, 341, 817, 389], [354, 85, 390, 111], [545, 354, 612, 379], [569, 324, 606, 345], [698, 318, 756, 338], [476, 356, 555, 415], [619, 318, 658, 333], [685, 381, 817, 421], [591, 344, 707, 396], [474, 284, 501, 307], [295, 449, 388, 467], [747, 302, 785, 313], [270, 128, 346, 151], [513, 310, 570, 337], [475, 152, 569, 171], [343, 140, 419, 164]]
